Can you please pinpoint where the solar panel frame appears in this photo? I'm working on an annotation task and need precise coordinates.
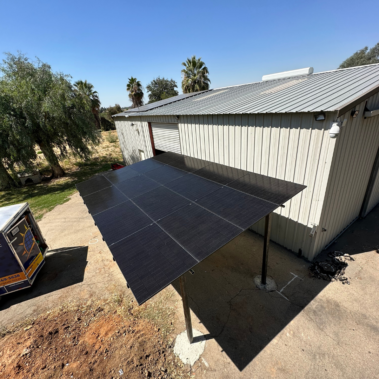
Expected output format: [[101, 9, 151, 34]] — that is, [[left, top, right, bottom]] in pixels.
[[77, 152, 307, 305]]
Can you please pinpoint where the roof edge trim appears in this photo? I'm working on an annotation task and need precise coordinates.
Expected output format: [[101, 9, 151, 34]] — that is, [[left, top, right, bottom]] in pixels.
[[336, 83, 379, 117]]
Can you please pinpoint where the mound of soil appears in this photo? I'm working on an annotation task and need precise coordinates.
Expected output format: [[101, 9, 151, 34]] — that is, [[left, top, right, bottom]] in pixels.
[[309, 251, 354, 284], [0, 306, 186, 379]]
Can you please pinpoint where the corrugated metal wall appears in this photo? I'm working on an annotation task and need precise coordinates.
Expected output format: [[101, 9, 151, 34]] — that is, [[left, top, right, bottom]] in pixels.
[[313, 93, 379, 253], [116, 113, 337, 260], [114, 117, 153, 164]]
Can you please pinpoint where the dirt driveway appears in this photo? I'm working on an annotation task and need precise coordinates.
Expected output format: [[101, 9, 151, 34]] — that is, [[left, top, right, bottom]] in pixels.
[[1, 193, 379, 379]]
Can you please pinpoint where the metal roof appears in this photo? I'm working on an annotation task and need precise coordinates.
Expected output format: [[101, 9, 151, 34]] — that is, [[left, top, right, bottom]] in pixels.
[[121, 64, 379, 117], [113, 91, 209, 117]]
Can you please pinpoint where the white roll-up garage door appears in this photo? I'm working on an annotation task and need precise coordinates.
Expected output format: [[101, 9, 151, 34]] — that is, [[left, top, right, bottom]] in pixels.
[[151, 123, 181, 154]]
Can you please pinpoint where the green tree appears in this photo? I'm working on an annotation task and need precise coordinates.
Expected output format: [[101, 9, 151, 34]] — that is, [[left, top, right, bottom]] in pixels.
[[126, 77, 144, 108], [105, 104, 123, 118], [181, 55, 211, 93], [146, 77, 179, 103], [0, 53, 99, 179], [100, 104, 123, 131], [74, 80, 101, 130], [339, 43, 379, 68]]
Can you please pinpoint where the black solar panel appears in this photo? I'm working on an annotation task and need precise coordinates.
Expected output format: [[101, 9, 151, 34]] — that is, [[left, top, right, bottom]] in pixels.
[[143, 165, 188, 185], [194, 162, 247, 185], [82, 186, 126, 215], [110, 224, 197, 304], [103, 167, 140, 184], [197, 187, 277, 229], [165, 173, 222, 201], [93, 201, 152, 245], [133, 186, 190, 221], [115, 175, 161, 199], [153, 152, 210, 172], [129, 159, 165, 173], [227, 172, 305, 205], [76, 175, 111, 197], [77, 152, 306, 305], [158, 204, 241, 261]]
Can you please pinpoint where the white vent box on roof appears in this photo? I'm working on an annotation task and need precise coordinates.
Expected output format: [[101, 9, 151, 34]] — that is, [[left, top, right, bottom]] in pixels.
[[262, 67, 313, 81]]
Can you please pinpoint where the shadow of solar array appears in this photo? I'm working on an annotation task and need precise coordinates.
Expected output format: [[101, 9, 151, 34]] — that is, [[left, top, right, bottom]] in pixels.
[[76, 152, 306, 305]]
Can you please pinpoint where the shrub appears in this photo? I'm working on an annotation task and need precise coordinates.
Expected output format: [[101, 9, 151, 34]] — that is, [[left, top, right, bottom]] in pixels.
[[106, 133, 118, 143]]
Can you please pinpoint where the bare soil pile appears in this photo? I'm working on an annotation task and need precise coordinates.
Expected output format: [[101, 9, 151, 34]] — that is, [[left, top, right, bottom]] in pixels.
[[0, 301, 188, 379]]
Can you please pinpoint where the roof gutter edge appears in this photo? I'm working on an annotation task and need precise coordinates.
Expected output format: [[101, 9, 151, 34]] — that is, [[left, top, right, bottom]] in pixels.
[[336, 84, 379, 117]]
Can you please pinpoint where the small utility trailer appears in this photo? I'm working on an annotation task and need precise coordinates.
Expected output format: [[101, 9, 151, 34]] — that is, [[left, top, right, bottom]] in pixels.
[[0, 203, 48, 296]]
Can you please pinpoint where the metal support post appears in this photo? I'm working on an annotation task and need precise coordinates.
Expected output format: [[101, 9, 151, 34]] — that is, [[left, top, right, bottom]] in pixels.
[[261, 213, 272, 285], [179, 274, 193, 343]]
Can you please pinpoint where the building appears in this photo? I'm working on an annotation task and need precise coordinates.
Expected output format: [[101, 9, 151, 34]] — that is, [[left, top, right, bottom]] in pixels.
[[113, 64, 379, 260]]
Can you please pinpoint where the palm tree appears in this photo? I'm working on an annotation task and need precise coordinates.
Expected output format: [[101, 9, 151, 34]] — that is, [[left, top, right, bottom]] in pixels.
[[126, 77, 144, 108], [74, 80, 101, 129], [181, 56, 211, 93]]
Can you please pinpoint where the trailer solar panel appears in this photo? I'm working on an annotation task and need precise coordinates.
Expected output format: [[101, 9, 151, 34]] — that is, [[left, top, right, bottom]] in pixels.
[[76, 152, 306, 305]]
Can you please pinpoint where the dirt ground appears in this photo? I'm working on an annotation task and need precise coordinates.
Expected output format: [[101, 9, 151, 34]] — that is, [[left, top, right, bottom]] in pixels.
[[0, 298, 188, 379]]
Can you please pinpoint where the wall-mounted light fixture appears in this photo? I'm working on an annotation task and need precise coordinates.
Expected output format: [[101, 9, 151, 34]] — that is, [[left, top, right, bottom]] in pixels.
[[314, 112, 326, 121], [131, 123, 135, 126], [350, 109, 359, 118]]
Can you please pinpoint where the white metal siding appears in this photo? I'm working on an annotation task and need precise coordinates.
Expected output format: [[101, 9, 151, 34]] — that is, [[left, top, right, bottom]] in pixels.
[[114, 118, 153, 164], [313, 93, 379, 253], [151, 123, 181, 154]]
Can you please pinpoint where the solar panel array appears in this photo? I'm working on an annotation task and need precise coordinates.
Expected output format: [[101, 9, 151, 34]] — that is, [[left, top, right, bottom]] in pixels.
[[76, 153, 306, 305]]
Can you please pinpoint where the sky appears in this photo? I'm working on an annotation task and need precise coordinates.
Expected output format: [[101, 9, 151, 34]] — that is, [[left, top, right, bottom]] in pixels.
[[1, 0, 378, 107]]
